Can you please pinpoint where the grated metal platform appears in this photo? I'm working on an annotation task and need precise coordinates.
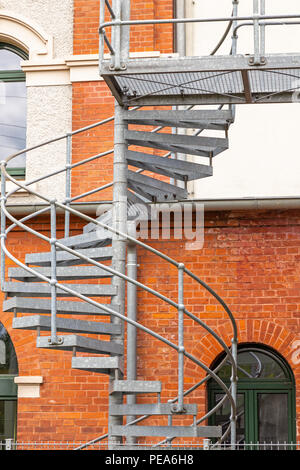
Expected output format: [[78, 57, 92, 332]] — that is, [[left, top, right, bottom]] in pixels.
[[101, 53, 300, 106]]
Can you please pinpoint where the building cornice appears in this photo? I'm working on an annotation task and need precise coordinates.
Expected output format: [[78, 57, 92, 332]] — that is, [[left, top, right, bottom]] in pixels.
[[21, 52, 162, 86]]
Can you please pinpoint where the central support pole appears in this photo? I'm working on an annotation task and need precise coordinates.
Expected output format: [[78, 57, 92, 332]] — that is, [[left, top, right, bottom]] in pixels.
[[108, 100, 128, 449]]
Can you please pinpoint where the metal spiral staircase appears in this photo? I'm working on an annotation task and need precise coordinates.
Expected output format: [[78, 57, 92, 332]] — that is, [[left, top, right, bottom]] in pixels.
[[1, 0, 300, 450]]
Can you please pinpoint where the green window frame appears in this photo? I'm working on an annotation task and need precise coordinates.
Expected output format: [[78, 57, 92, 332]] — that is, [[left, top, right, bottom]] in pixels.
[[0, 43, 28, 179], [208, 345, 296, 447], [0, 322, 18, 443]]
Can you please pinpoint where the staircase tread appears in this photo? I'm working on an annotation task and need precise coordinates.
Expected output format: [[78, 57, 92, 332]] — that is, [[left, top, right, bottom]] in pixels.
[[3, 281, 117, 297], [37, 334, 123, 355], [111, 380, 162, 394], [126, 150, 213, 181], [110, 425, 222, 438], [128, 170, 188, 201], [109, 403, 198, 416], [72, 356, 124, 374], [3, 297, 118, 315], [13, 315, 121, 335], [25, 247, 113, 266], [8, 265, 113, 281]]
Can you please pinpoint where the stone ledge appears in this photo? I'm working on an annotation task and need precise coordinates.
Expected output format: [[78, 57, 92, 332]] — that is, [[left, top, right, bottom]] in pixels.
[[14, 376, 43, 398]]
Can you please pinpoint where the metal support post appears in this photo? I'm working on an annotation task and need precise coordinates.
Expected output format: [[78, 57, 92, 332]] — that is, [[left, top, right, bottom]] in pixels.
[[64, 133, 72, 238], [5, 439, 13, 450], [230, 337, 238, 449], [108, 100, 128, 449], [260, 0, 266, 56], [126, 227, 137, 445], [253, 0, 261, 64], [177, 263, 185, 412], [175, 0, 187, 189], [0, 163, 6, 290], [50, 200, 59, 345]]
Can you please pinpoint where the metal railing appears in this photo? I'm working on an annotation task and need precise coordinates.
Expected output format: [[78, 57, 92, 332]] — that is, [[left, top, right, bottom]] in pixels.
[[2, 439, 299, 451], [0, 107, 238, 447], [99, 0, 300, 70], [0, 1, 241, 449]]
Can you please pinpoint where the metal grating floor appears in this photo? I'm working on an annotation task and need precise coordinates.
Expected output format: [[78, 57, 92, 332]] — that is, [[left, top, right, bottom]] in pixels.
[[101, 54, 300, 106]]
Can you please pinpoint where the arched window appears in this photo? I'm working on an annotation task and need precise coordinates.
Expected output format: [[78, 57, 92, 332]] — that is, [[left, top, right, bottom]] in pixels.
[[0, 43, 27, 178], [208, 345, 296, 447], [0, 322, 18, 443]]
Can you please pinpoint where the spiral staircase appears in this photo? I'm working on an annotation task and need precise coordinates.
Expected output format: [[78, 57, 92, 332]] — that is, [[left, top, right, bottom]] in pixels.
[[2, 0, 299, 450], [0, 99, 237, 448]]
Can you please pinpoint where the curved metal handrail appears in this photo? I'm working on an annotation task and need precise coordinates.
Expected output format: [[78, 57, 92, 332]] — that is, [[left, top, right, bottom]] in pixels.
[[1, 160, 238, 446], [0, 5, 240, 446]]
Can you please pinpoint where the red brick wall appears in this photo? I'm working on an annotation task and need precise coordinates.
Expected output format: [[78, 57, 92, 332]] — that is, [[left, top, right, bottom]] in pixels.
[[2, 0, 299, 446], [4, 208, 300, 443]]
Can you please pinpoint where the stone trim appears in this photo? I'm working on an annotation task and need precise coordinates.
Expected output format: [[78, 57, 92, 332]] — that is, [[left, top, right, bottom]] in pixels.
[[14, 376, 43, 398]]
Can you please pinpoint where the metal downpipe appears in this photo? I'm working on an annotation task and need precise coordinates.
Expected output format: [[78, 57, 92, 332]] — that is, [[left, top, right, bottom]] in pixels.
[[126, 223, 138, 445]]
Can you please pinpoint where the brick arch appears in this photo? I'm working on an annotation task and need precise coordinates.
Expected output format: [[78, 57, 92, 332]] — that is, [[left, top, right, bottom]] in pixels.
[[183, 319, 300, 439], [184, 319, 298, 382]]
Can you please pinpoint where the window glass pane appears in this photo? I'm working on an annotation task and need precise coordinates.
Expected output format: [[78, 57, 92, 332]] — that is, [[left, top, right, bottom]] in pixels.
[[0, 49, 22, 70], [218, 351, 287, 380], [0, 400, 17, 439], [0, 81, 26, 168], [0, 324, 18, 375], [258, 393, 289, 444], [215, 393, 245, 445]]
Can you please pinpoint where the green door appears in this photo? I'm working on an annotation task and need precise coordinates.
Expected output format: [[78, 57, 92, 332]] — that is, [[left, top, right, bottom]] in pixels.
[[208, 347, 296, 448], [0, 323, 18, 447]]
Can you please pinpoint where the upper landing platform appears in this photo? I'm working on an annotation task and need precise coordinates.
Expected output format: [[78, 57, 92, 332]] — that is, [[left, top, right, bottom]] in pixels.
[[99, 2, 300, 107], [100, 53, 300, 106]]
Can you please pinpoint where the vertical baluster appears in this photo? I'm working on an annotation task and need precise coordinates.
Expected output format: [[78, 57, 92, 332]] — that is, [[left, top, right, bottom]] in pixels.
[[50, 200, 58, 345], [0, 163, 6, 291], [113, 0, 121, 70], [230, 337, 238, 449], [65, 133, 72, 238], [253, 0, 260, 64], [177, 263, 185, 412], [99, 0, 106, 70], [260, 0, 266, 57]]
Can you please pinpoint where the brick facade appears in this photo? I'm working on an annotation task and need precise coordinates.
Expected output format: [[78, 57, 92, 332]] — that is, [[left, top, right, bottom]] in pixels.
[[1, 0, 299, 445]]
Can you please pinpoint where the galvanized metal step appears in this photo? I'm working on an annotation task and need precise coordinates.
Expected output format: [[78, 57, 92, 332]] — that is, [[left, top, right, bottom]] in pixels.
[[3, 297, 118, 316], [127, 150, 213, 181], [13, 315, 121, 336], [83, 208, 113, 234], [25, 246, 113, 267], [72, 356, 124, 375], [125, 130, 228, 158], [110, 380, 161, 395], [124, 109, 234, 130], [8, 265, 113, 282], [127, 170, 187, 202], [3, 281, 117, 298], [37, 334, 123, 355], [109, 403, 198, 416], [57, 229, 112, 250], [83, 191, 151, 234], [110, 425, 222, 438]]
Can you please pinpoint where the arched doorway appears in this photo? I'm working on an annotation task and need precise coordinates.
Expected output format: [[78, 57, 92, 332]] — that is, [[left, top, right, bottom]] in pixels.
[[208, 344, 296, 447], [0, 322, 18, 444]]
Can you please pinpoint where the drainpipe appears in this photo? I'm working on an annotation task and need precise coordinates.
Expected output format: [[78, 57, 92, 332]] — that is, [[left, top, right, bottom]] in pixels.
[[173, 0, 187, 189], [126, 222, 138, 445]]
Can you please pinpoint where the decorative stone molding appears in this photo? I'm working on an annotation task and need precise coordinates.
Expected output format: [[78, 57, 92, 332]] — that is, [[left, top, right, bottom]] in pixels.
[[21, 52, 163, 87], [0, 10, 54, 59], [14, 376, 43, 398]]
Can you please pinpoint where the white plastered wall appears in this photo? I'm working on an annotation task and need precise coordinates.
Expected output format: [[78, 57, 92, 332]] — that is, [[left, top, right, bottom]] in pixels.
[[185, 0, 300, 200], [0, 1, 73, 202]]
